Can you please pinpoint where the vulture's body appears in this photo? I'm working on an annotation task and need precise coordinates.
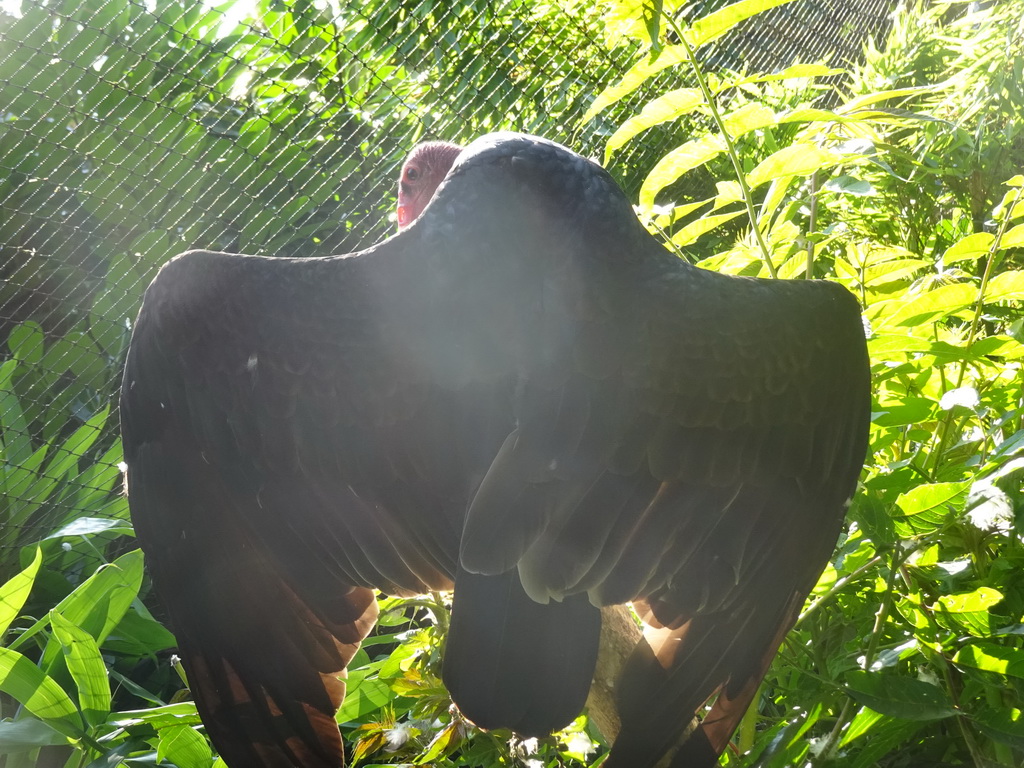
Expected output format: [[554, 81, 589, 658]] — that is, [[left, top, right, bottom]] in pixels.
[[121, 133, 869, 768]]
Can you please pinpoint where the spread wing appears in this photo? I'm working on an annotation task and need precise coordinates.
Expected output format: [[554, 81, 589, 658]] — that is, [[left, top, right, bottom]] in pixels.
[[122, 132, 869, 768], [120, 250, 469, 765], [450, 141, 870, 766]]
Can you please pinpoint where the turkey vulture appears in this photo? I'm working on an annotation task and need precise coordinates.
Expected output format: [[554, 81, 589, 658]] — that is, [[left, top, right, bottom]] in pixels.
[[396, 140, 461, 229], [120, 132, 870, 768]]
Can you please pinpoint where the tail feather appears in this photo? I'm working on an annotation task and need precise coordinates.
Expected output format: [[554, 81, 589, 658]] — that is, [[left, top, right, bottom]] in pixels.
[[442, 567, 601, 736]]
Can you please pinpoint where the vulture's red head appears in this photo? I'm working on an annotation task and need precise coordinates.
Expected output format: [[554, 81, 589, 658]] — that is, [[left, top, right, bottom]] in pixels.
[[397, 141, 462, 229]]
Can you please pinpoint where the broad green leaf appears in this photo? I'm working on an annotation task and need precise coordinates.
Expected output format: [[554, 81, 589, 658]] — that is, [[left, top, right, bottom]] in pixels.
[[8, 322, 44, 365], [417, 720, 463, 763], [335, 669, 392, 723], [938, 588, 1003, 614], [0, 547, 41, 637], [113, 702, 203, 730], [863, 259, 930, 286], [671, 211, 745, 246], [840, 707, 885, 746], [747, 144, 837, 188], [584, 47, 690, 122], [0, 359, 33, 465], [732, 63, 842, 89], [824, 174, 875, 196], [871, 397, 935, 428], [968, 335, 1024, 359], [933, 587, 1002, 636], [893, 481, 970, 536], [157, 724, 213, 768], [838, 85, 943, 114], [868, 334, 932, 356], [973, 708, 1024, 749], [713, 181, 743, 209], [50, 612, 111, 726], [722, 103, 776, 135], [873, 283, 976, 328], [0, 718, 69, 753], [639, 136, 726, 208], [758, 175, 794, 224], [684, 0, 799, 48], [21, 406, 110, 514], [11, 550, 144, 654], [1001, 223, 1024, 249], [604, 88, 702, 162], [955, 642, 1024, 679], [651, 199, 713, 229], [986, 270, 1024, 302], [779, 107, 849, 125], [944, 232, 994, 263], [896, 482, 970, 515], [844, 671, 956, 721], [59, 549, 143, 642], [0, 648, 81, 730], [103, 608, 177, 656]]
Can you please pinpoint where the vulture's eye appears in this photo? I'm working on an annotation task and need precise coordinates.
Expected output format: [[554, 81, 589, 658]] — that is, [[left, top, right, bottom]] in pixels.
[[406, 166, 420, 181]]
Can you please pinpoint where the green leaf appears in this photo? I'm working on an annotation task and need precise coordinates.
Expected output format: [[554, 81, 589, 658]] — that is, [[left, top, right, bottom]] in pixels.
[[844, 671, 956, 721], [157, 724, 213, 768], [0, 648, 81, 731], [55, 549, 143, 643], [103, 607, 176, 656], [113, 702, 203, 730], [0, 359, 33, 466], [335, 669, 393, 723], [1000, 223, 1024, 249], [955, 642, 1024, 679], [895, 482, 971, 515], [8, 322, 44, 365], [0, 547, 41, 638], [874, 283, 977, 328], [416, 719, 463, 763], [27, 406, 110, 510], [973, 708, 1024, 749], [604, 88, 702, 162], [639, 136, 726, 208], [892, 481, 970, 536], [584, 46, 690, 122], [11, 550, 144, 654], [944, 232, 994, 264], [670, 211, 745, 246], [986, 270, 1024, 302], [722, 102, 776, 135], [683, 0, 799, 48], [0, 718, 69, 753], [50, 612, 111, 726], [840, 707, 885, 746], [746, 144, 837, 188], [933, 587, 1002, 636]]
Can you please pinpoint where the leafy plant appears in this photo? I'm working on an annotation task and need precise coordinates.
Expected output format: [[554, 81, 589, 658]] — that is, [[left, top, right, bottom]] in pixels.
[[587, 0, 1024, 765]]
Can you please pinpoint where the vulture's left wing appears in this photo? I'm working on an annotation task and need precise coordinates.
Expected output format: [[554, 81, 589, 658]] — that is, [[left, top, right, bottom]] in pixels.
[[450, 139, 871, 767]]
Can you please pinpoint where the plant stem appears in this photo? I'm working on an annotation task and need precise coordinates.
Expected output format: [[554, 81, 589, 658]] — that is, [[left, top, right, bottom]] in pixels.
[[929, 183, 1024, 479], [806, 171, 819, 278], [663, 14, 778, 278]]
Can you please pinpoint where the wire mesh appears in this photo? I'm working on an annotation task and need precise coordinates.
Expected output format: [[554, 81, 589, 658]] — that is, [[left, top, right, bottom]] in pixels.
[[0, 0, 892, 581]]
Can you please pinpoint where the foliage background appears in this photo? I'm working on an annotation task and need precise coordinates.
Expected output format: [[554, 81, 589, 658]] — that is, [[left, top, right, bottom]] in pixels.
[[0, 0, 1022, 766]]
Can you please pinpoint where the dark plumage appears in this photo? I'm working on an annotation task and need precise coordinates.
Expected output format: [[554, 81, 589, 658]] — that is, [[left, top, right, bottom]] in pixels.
[[120, 133, 870, 768]]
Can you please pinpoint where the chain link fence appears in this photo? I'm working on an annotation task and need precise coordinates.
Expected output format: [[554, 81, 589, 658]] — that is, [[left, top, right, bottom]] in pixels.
[[0, 0, 891, 581]]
